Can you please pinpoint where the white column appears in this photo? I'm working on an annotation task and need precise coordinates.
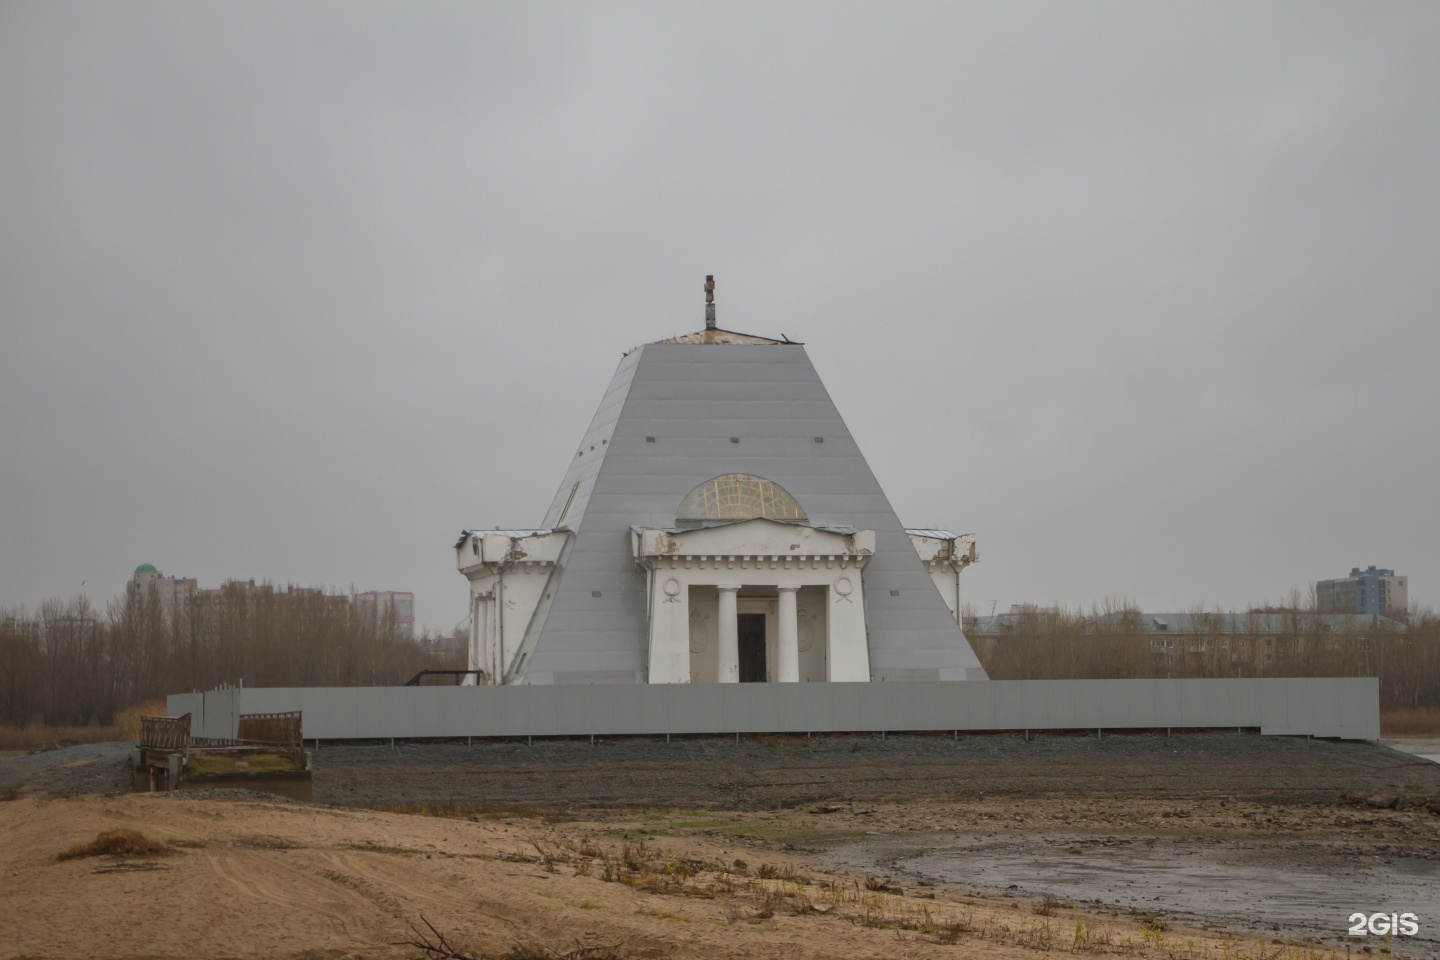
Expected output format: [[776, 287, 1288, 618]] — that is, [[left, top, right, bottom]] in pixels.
[[776, 585, 800, 682], [465, 594, 482, 685], [716, 584, 740, 683], [471, 591, 494, 684], [478, 592, 489, 682]]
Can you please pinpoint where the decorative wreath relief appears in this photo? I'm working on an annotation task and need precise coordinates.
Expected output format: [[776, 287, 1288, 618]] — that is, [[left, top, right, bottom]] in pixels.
[[662, 578, 681, 603], [688, 605, 710, 653], [833, 577, 854, 603], [796, 607, 815, 652]]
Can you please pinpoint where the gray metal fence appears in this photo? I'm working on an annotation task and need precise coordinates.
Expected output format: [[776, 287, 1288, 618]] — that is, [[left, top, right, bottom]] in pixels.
[[169, 677, 1378, 741]]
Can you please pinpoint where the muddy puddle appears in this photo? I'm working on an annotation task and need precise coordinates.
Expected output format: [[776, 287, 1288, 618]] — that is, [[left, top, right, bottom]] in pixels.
[[822, 832, 1440, 956]]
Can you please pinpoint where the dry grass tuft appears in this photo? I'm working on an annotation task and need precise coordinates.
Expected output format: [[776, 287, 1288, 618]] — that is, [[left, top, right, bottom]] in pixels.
[[57, 829, 169, 861], [115, 700, 167, 740], [0, 698, 166, 751], [755, 862, 795, 881], [399, 917, 622, 960]]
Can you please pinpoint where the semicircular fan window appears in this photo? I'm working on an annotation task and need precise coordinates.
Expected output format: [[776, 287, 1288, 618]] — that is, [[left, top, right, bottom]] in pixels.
[[675, 474, 807, 522]]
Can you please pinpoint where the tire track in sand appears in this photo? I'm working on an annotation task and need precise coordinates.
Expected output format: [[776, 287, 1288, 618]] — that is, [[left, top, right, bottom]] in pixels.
[[202, 849, 385, 942]]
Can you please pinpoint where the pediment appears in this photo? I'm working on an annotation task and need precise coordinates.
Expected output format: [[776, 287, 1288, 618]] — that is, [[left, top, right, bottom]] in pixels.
[[634, 518, 874, 559]]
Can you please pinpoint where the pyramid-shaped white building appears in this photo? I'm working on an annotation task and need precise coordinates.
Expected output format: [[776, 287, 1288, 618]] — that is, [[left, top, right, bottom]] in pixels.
[[457, 292, 986, 685]]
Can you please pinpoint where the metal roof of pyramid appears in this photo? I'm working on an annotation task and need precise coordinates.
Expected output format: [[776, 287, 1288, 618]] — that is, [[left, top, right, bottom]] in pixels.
[[496, 323, 987, 684]]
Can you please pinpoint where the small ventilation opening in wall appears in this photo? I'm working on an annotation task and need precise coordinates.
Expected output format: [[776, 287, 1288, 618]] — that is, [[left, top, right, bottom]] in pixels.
[[729, 437, 739, 443], [591, 591, 602, 598], [814, 437, 824, 443], [890, 590, 901, 597], [646, 436, 656, 443]]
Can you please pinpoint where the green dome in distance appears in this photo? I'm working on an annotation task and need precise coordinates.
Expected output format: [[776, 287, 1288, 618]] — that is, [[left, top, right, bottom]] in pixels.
[[134, 563, 158, 575]]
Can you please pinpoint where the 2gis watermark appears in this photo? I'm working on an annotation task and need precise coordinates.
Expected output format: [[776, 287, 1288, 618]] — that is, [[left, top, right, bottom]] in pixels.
[[1347, 912, 1420, 938]]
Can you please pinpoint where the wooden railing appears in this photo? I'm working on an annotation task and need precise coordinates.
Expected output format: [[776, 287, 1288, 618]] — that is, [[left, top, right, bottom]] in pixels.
[[139, 713, 191, 751], [236, 711, 303, 750]]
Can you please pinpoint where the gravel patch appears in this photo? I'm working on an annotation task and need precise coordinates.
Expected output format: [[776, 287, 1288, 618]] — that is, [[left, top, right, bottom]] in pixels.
[[6, 732, 1438, 809], [307, 731, 1440, 809], [0, 742, 134, 798]]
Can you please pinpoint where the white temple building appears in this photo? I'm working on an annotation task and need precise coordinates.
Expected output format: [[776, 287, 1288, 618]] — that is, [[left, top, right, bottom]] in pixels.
[[456, 280, 985, 685]]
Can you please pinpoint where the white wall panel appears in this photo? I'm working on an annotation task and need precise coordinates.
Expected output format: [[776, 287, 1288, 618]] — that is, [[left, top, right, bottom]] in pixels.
[[170, 678, 1380, 742]]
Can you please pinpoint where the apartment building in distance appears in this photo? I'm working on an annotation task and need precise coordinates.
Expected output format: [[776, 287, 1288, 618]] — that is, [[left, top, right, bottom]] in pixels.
[[127, 563, 199, 617], [355, 591, 416, 640], [1316, 566, 1408, 615], [128, 565, 413, 634]]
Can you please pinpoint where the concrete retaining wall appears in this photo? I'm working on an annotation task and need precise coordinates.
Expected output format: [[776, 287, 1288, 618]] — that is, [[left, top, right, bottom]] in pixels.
[[169, 677, 1379, 741]]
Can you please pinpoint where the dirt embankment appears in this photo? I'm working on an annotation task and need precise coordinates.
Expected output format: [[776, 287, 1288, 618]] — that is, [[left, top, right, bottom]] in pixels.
[[308, 731, 1440, 808], [3, 734, 1439, 960], [7, 732, 1440, 809]]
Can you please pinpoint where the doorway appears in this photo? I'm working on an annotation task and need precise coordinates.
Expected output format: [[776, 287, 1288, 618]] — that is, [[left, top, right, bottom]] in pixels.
[[737, 613, 767, 682]]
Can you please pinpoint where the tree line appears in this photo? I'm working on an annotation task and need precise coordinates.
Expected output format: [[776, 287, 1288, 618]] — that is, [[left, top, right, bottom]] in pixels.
[[969, 602, 1440, 713], [0, 583, 461, 728], [4, 587, 1435, 729]]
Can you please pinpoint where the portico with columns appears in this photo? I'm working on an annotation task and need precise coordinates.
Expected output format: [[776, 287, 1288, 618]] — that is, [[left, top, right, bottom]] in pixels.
[[632, 519, 874, 683]]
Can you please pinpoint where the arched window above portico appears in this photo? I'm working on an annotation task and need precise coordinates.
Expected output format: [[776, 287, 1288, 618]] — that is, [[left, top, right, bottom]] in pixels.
[[676, 474, 807, 523]]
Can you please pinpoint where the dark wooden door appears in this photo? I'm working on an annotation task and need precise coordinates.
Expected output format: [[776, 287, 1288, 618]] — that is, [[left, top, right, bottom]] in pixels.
[[738, 613, 767, 682]]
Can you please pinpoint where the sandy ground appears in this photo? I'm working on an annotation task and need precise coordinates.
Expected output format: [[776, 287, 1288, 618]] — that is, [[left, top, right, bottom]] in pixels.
[[3, 735, 1439, 960]]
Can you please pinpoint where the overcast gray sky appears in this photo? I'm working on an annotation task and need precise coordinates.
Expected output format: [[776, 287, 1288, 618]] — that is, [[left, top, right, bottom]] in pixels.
[[2, 1, 1436, 632]]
